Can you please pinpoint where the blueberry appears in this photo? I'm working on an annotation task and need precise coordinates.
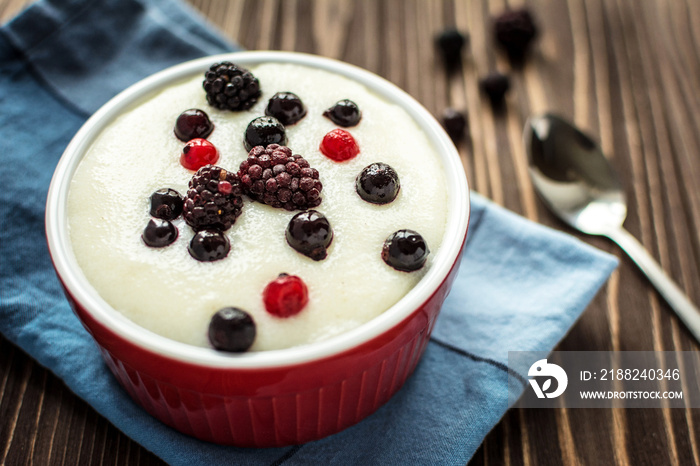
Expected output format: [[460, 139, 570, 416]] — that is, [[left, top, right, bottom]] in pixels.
[[188, 230, 230, 262], [208, 307, 256, 352], [265, 92, 307, 126], [355, 163, 400, 205], [323, 99, 362, 127], [141, 218, 178, 248], [149, 188, 184, 220], [174, 109, 214, 142], [244, 116, 287, 151], [286, 210, 333, 261], [382, 229, 430, 272]]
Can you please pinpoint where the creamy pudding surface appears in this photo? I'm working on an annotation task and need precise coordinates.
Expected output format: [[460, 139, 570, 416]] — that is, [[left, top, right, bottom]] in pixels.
[[67, 63, 449, 351]]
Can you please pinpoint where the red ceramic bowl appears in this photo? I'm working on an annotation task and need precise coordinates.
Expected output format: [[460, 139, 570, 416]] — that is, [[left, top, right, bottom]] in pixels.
[[45, 51, 470, 447]]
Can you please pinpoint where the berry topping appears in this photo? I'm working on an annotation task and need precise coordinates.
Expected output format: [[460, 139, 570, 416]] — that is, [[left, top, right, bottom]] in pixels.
[[435, 29, 468, 70], [263, 273, 309, 318], [494, 9, 538, 63], [480, 73, 510, 106], [141, 218, 178, 248], [174, 109, 214, 142], [149, 188, 184, 220], [319, 128, 360, 162], [208, 307, 256, 352], [180, 138, 219, 171], [381, 229, 430, 272], [322, 99, 362, 127], [244, 116, 287, 152], [238, 144, 323, 210], [286, 210, 333, 261], [355, 163, 400, 205], [441, 108, 468, 142], [183, 165, 244, 231], [265, 92, 307, 126], [203, 62, 261, 111], [188, 230, 230, 262]]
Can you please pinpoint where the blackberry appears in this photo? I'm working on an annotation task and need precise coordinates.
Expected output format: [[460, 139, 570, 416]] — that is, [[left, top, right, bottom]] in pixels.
[[203, 62, 261, 111], [183, 165, 244, 231], [238, 144, 323, 211], [494, 9, 538, 63]]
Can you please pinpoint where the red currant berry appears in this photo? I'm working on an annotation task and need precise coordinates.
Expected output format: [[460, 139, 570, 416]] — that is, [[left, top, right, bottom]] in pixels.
[[319, 128, 360, 162], [263, 273, 309, 318], [180, 138, 219, 170]]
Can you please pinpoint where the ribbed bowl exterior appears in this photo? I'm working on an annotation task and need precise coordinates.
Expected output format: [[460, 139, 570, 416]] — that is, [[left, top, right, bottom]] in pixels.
[[61, 252, 460, 447]]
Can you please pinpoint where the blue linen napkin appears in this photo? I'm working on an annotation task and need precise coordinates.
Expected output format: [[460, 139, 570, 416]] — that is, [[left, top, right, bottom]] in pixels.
[[0, 0, 618, 464]]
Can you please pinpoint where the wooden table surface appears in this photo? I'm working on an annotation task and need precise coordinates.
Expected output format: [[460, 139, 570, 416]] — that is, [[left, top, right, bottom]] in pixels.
[[2, 0, 700, 464]]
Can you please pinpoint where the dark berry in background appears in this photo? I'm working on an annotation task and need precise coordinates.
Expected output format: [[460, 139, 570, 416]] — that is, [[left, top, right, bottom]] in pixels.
[[286, 210, 333, 261], [355, 163, 401, 205], [208, 307, 256, 352], [149, 188, 183, 220], [441, 108, 468, 143], [480, 72, 511, 107], [382, 229, 430, 272], [174, 108, 214, 142], [265, 92, 307, 126], [203, 62, 261, 111], [188, 230, 230, 262], [494, 8, 538, 63], [244, 116, 287, 151], [435, 29, 468, 70], [141, 218, 178, 248], [323, 99, 362, 127]]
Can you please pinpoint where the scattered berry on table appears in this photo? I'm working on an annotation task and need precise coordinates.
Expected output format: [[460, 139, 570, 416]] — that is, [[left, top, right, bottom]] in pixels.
[[174, 108, 214, 142], [441, 108, 468, 142], [319, 128, 360, 162], [265, 92, 307, 126], [286, 210, 333, 261], [494, 8, 538, 63], [244, 116, 287, 152], [435, 29, 468, 70], [208, 307, 256, 352], [263, 273, 309, 318], [323, 99, 362, 127], [203, 62, 261, 111], [238, 144, 322, 210], [180, 138, 219, 171], [480, 73, 510, 106], [382, 229, 430, 272], [141, 218, 178, 248], [355, 163, 401, 205], [149, 188, 184, 220], [183, 165, 244, 231], [188, 229, 230, 262]]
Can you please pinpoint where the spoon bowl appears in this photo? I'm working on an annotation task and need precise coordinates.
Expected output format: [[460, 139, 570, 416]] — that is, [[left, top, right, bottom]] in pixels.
[[524, 113, 700, 342]]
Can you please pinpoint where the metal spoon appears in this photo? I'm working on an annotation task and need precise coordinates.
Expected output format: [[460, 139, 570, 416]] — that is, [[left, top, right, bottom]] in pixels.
[[524, 113, 700, 341]]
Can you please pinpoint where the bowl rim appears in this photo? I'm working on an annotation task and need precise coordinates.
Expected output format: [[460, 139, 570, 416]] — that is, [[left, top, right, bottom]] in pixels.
[[45, 51, 470, 369]]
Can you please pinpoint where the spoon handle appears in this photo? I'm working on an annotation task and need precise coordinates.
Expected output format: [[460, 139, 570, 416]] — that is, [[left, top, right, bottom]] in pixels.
[[607, 226, 700, 341]]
